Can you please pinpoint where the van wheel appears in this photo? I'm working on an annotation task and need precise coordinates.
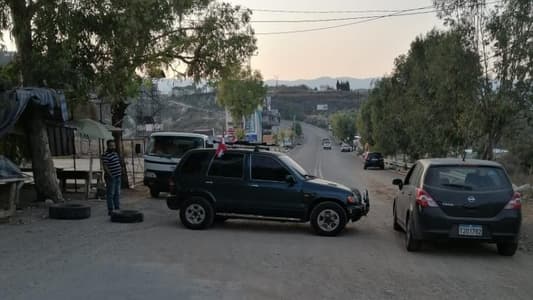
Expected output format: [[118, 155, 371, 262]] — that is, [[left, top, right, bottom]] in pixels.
[[405, 216, 422, 251], [310, 201, 347, 236], [497, 242, 518, 256], [150, 188, 160, 198], [180, 196, 214, 230]]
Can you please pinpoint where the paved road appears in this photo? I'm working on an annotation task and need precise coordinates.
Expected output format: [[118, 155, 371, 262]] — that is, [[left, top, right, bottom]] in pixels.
[[1, 123, 532, 300]]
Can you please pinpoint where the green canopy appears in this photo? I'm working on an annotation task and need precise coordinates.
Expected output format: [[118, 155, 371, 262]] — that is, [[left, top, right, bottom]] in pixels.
[[68, 118, 114, 140]]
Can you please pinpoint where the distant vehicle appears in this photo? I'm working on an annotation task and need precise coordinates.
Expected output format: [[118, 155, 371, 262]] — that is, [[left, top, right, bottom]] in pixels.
[[392, 159, 521, 256], [192, 128, 216, 144], [321, 138, 330, 145], [144, 132, 210, 198], [340, 143, 352, 152], [323, 141, 332, 150], [364, 152, 384, 170], [167, 147, 370, 236]]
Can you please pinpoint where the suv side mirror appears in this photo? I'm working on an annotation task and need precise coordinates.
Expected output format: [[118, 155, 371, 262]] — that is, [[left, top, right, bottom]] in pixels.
[[392, 179, 403, 190], [285, 175, 296, 185]]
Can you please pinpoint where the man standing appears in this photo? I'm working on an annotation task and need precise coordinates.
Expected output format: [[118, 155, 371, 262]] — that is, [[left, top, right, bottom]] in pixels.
[[102, 140, 122, 215]]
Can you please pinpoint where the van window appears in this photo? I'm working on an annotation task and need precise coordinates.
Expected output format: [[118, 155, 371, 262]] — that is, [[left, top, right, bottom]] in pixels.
[[424, 166, 511, 191], [146, 136, 205, 158]]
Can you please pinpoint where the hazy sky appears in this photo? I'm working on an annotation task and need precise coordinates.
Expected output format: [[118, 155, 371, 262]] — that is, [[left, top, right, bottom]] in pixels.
[[1, 1, 444, 81], [227, 0, 443, 80]]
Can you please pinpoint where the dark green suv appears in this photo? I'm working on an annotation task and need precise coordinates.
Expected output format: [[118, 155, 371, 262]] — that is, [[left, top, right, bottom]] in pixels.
[[167, 148, 369, 236]]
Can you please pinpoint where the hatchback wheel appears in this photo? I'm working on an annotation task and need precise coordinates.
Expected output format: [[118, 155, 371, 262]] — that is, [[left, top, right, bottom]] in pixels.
[[497, 242, 518, 256], [405, 216, 422, 251], [179, 196, 214, 230], [310, 202, 347, 236]]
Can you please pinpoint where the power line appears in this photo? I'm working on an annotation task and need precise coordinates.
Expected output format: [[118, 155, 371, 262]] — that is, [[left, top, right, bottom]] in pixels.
[[251, 6, 433, 14], [252, 9, 436, 24], [255, 10, 431, 35], [254, 1, 502, 36]]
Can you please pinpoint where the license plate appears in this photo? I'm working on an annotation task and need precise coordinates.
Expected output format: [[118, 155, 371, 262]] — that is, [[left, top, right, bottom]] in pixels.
[[458, 224, 483, 236]]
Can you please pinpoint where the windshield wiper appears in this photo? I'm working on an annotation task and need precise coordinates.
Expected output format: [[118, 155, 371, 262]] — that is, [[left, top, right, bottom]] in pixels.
[[304, 174, 316, 179], [441, 183, 473, 190]]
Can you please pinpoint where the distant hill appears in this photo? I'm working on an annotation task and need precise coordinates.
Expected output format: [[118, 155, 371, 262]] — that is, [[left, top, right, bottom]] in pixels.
[[265, 77, 376, 90], [156, 76, 377, 95]]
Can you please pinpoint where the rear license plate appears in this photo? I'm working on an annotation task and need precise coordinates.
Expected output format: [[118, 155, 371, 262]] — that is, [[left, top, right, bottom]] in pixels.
[[458, 224, 483, 236]]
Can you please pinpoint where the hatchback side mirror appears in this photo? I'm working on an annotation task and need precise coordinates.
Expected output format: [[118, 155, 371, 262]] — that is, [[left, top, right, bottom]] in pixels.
[[392, 179, 403, 190], [285, 175, 296, 185]]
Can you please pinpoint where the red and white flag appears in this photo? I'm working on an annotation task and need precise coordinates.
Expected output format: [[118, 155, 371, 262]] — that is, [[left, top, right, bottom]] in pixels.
[[215, 136, 227, 158]]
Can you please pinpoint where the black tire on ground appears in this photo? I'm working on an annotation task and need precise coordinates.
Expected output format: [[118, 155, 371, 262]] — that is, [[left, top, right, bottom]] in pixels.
[[49, 203, 91, 220], [110, 210, 144, 223], [179, 196, 215, 230], [497, 242, 518, 256], [393, 201, 402, 232], [310, 201, 347, 236], [380, 166, 385, 170], [405, 216, 422, 252], [150, 188, 160, 198]]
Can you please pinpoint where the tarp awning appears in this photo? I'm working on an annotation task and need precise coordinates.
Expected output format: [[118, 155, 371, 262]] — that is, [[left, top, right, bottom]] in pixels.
[[0, 87, 69, 137], [67, 118, 114, 140]]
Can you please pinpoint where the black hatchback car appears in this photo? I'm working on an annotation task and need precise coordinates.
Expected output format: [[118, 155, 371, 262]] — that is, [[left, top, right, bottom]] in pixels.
[[364, 152, 384, 170], [167, 148, 369, 236], [392, 159, 521, 256]]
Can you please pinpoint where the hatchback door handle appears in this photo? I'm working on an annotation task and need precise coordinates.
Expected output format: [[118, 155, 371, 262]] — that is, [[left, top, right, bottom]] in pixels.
[[205, 181, 213, 184]]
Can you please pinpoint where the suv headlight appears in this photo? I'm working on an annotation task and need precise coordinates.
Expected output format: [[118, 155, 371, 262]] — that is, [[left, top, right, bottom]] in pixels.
[[145, 172, 156, 178]]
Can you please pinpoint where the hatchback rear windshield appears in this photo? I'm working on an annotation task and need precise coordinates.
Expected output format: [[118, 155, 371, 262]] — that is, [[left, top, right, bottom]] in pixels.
[[424, 166, 511, 191]]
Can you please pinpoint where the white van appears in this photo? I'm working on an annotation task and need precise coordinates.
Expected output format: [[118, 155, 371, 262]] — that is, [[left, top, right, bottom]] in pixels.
[[143, 132, 210, 197]]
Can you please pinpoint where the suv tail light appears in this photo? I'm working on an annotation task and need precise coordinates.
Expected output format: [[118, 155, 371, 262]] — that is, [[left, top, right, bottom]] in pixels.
[[347, 195, 356, 204], [168, 176, 176, 194], [416, 188, 438, 208], [504, 192, 522, 210]]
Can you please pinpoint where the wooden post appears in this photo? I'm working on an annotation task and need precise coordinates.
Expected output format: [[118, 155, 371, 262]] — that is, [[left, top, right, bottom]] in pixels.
[[87, 155, 93, 200]]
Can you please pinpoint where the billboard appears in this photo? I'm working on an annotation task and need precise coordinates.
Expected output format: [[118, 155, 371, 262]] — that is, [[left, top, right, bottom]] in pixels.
[[317, 104, 328, 111]]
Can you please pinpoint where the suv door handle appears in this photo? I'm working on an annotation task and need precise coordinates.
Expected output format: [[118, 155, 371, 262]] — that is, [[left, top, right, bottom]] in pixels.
[[249, 184, 259, 188], [205, 181, 213, 184]]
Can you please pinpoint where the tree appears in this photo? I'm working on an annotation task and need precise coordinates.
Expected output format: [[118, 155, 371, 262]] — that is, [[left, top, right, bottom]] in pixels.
[[0, 0, 257, 199], [330, 111, 357, 142], [434, 0, 533, 159], [294, 122, 303, 137], [216, 65, 267, 127], [357, 29, 481, 159]]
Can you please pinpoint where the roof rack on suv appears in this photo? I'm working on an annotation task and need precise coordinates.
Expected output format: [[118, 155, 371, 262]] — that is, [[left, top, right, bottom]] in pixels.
[[215, 140, 271, 151]]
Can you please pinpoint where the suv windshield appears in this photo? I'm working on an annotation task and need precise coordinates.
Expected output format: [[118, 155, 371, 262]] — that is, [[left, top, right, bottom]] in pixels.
[[147, 136, 205, 158], [279, 155, 311, 178], [425, 166, 511, 191]]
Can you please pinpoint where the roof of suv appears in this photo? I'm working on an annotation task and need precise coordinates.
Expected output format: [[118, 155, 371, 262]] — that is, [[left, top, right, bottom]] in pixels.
[[187, 148, 283, 156], [418, 158, 503, 168]]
